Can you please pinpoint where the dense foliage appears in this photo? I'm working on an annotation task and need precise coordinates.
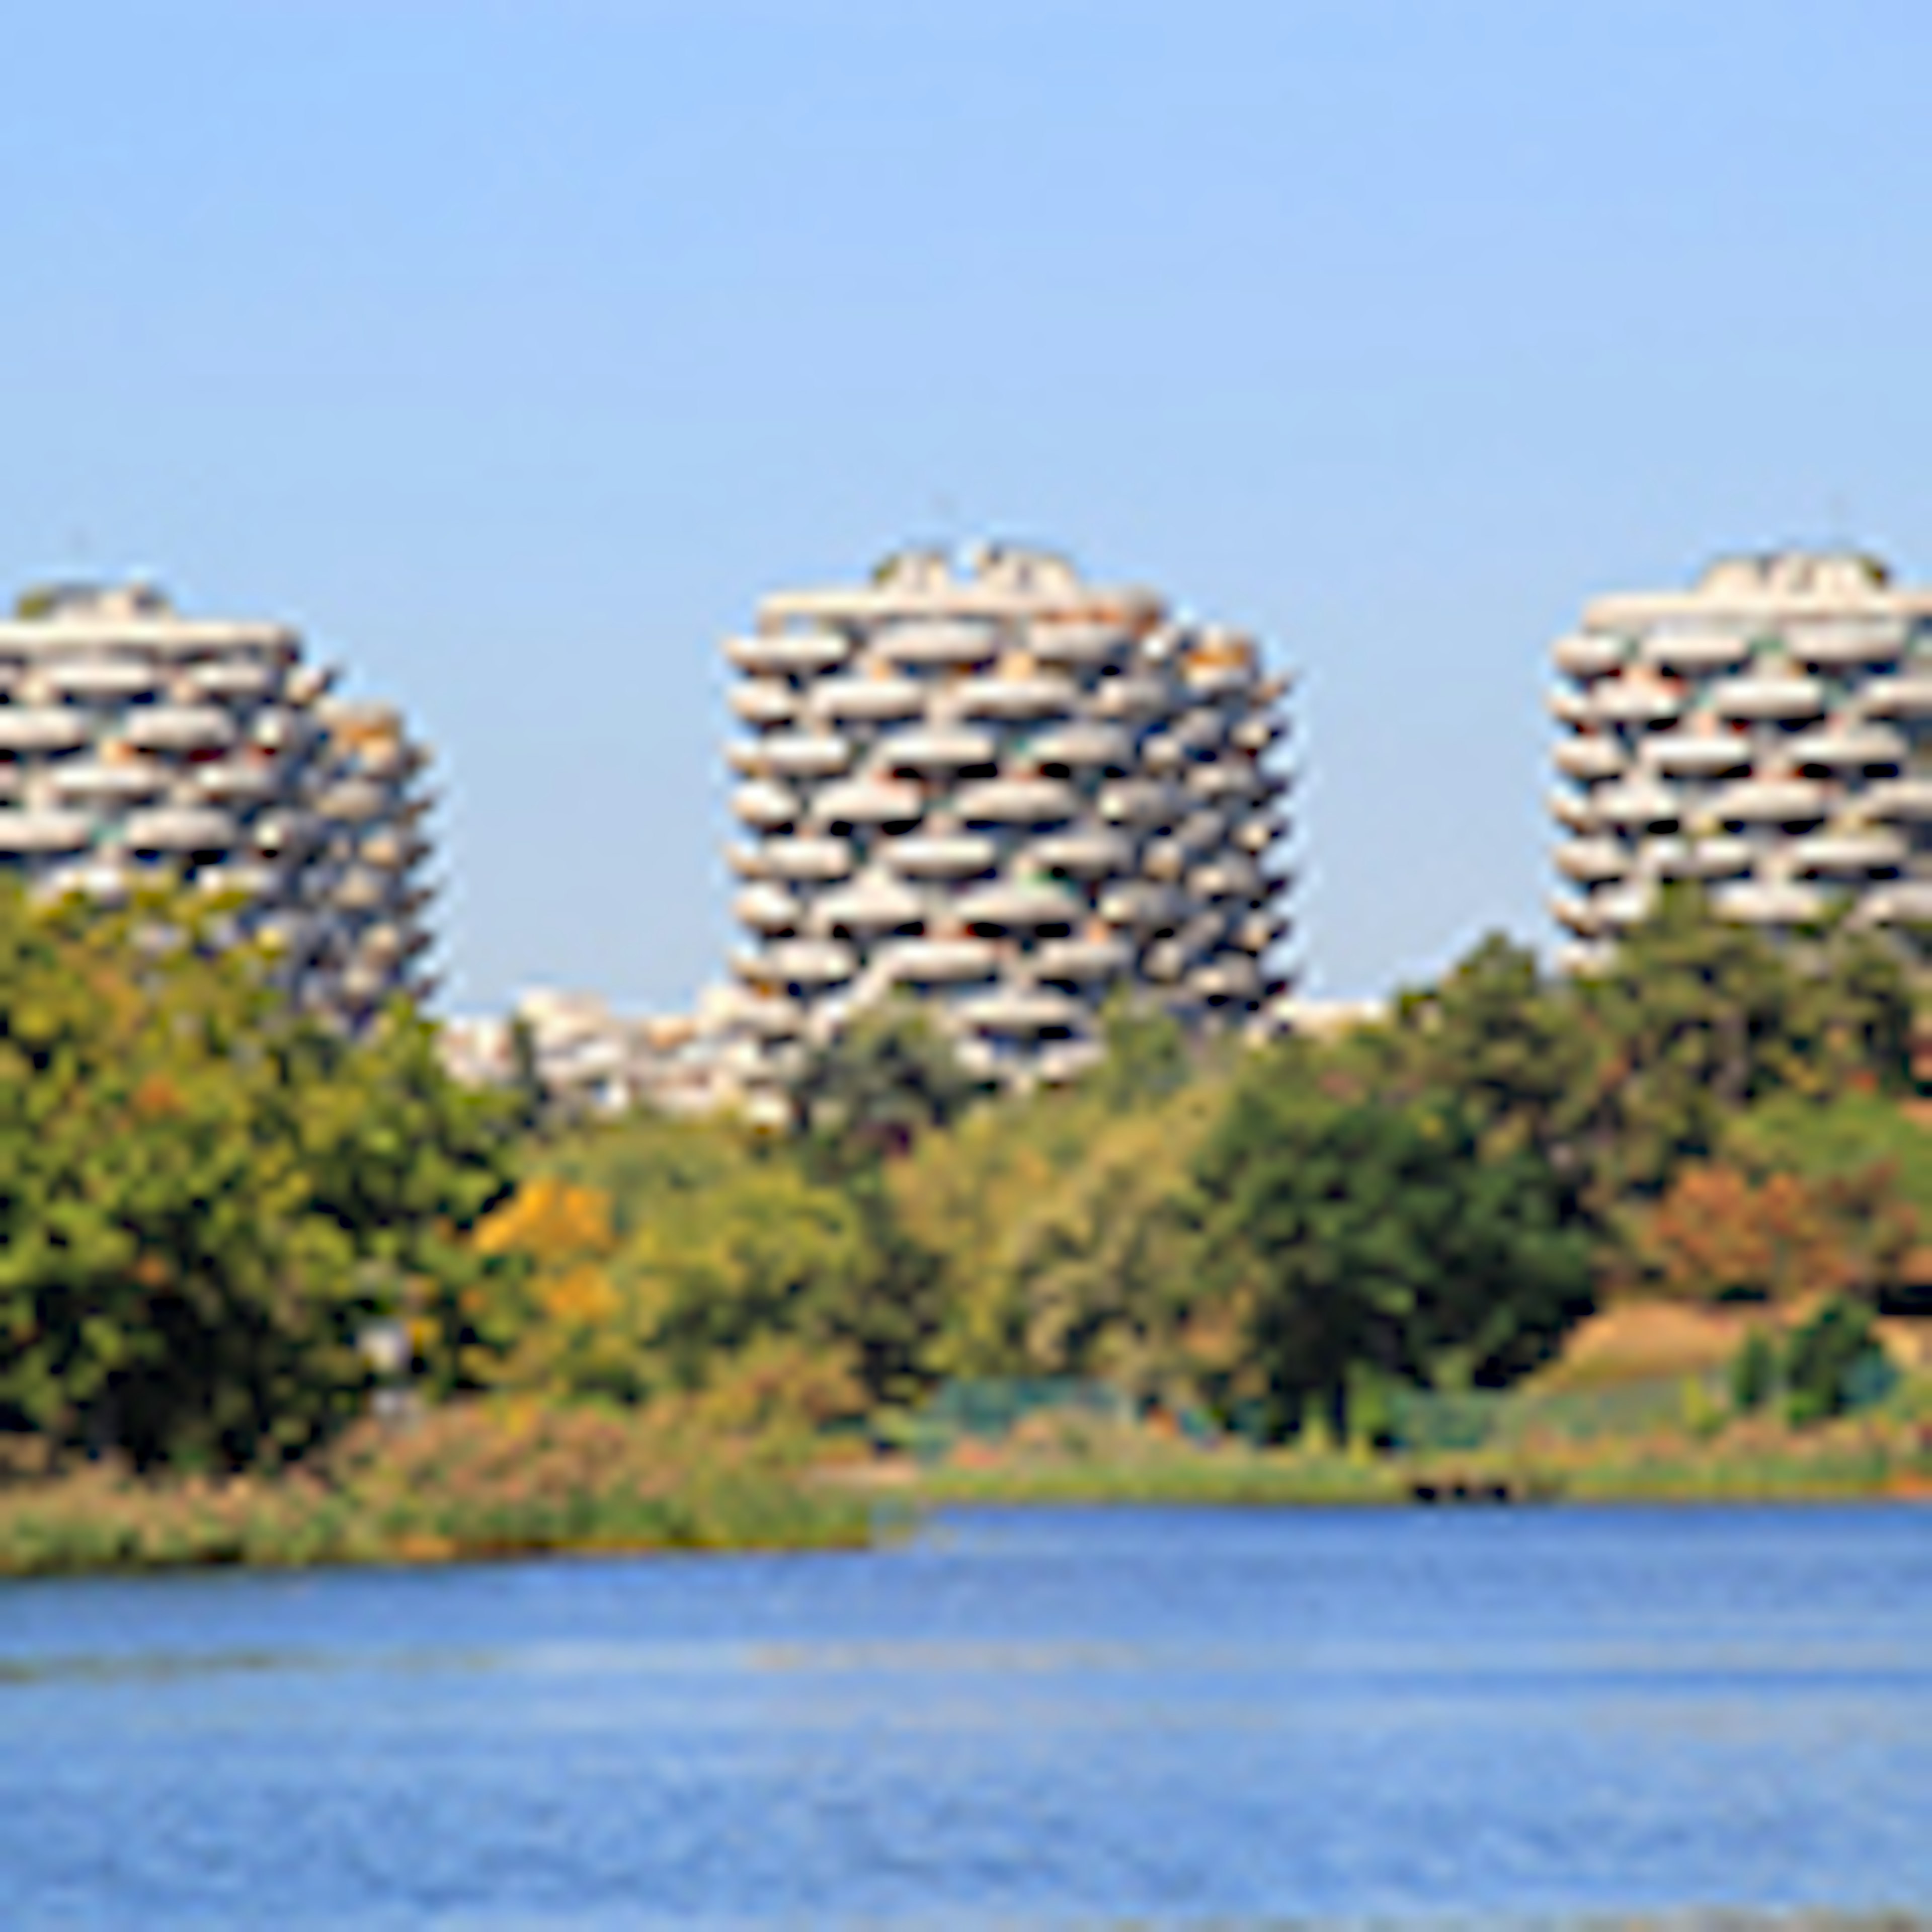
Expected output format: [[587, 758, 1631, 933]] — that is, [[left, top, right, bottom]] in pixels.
[[0, 883, 514, 1470], [0, 879, 1924, 1485]]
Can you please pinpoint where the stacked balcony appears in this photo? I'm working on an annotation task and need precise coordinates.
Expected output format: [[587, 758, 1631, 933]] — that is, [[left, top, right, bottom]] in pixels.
[[1549, 550, 1932, 968], [720, 545, 1293, 1108], [0, 582, 433, 1025]]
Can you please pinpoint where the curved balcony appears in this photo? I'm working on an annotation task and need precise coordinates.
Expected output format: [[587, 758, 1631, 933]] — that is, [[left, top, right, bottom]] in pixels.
[[1144, 937, 1188, 983], [810, 873, 925, 935], [746, 938, 857, 988], [1594, 881, 1656, 928], [1712, 878, 1830, 925], [1792, 623, 1906, 669], [195, 861, 280, 900], [49, 759, 167, 806], [124, 806, 237, 853], [873, 621, 997, 669], [1036, 1038, 1108, 1084], [1637, 631, 1749, 674], [1098, 880, 1184, 930], [1035, 935, 1133, 982], [1590, 779, 1680, 831], [329, 867, 391, 913], [810, 776, 922, 827], [0, 807, 92, 854], [1028, 720, 1132, 773], [1142, 836, 1186, 881], [955, 776, 1080, 826], [252, 812, 321, 856], [0, 709, 90, 753], [1185, 760, 1265, 802], [1029, 621, 1130, 667], [45, 658, 163, 700], [1591, 681, 1684, 726], [725, 844, 771, 878], [192, 758, 282, 805], [875, 725, 996, 773], [1554, 737, 1628, 781], [358, 829, 430, 871], [881, 937, 1000, 985], [190, 660, 278, 701], [1232, 912, 1288, 953], [123, 705, 237, 753], [1862, 777, 1932, 822], [1028, 827, 1132, 878], [956, 879, 1082, 934], [950, 675, 1075, 721], [1098, 778, 1184, 828], [1549, 788, 1599, 833], [1648, 835, 1752, 880], [1555, 838, 1628, 883], [758, 732, 852, 781], [1642, 735, 1751, 779], [1091, 675, 1171, 722], [757, 836, 853, 882], [1859, 882, 1932, 925], [1786, 723, 1906, 771], [733, 997, 807, 1041], [1713, 777, 1829, 824], [1183, 662, 1256, 700], [954, 985, 1088, 1037], [731, 779, 799, 829], [1189, 956, 1262, 1002], [1708, 674, 1826, 722], [1231, 714, 1284, 754], [722, 631, 849, 677], [1141, 734, 1184, 774], [808, 675, 924, 723], [733, 882, 800, 934], [1551, 894, 1603, 936], [1233, 811, 1285, 855], [1792, 830, 1908, 877], [314, 777, 393, 823], [1547, 689, 1594, 727], [1189, 854, 1264, 899], [883, 831, 998, 878], [1552, 632, 1627, 678], [728, 680, 798, 726], [1861, 674, 1932, 718]]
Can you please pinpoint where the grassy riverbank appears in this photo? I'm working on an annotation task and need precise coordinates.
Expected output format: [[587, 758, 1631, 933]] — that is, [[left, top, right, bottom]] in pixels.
[[0, 1402, 872, 1578]]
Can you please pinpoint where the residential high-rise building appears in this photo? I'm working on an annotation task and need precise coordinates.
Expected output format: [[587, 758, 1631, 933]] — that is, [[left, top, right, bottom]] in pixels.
[[1549, 548, 1932, 969], [0, 581, 433, 1021], [716, 544, 1292, 1112]]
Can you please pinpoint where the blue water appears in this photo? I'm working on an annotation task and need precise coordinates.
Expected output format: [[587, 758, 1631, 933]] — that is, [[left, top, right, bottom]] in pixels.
[[1, 1504, 1928, 1928]]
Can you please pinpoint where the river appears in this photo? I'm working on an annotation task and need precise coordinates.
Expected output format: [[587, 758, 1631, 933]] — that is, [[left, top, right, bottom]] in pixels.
[[1, 1502, 1927, 1927]]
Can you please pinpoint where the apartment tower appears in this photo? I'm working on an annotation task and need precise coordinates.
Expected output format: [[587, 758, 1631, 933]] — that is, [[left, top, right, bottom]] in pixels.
[[1549, 549, 1932, 968], [0, 582, 434, 1022], [717, 544, 1292, 1111]]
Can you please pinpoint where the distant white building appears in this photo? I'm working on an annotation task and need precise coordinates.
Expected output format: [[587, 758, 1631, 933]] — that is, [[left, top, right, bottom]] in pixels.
[[1549, 549, 1932, 971], [0, 581, 434, 1022], [717, 543, 1294, 1115]]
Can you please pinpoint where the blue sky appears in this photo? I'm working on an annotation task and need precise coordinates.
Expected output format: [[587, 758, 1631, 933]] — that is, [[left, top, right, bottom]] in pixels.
[[4, 0, 1930, 1009]]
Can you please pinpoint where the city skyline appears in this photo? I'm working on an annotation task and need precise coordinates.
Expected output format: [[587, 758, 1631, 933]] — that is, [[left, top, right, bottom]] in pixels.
[[5, 1, 1930, 1011]]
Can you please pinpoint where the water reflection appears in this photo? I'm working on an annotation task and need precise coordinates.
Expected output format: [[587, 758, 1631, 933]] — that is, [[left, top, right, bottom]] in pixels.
[[0, 1504, 1925, 1927]]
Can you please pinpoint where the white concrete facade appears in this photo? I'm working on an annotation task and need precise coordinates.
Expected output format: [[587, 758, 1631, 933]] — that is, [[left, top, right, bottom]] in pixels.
[[1549, 549, 1932, 968], [0, 582, 433, 1022], [719, 544, 1293, 1109]]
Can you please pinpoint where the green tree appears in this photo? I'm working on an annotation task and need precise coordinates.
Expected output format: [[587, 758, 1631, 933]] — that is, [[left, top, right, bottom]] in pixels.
[[1191, 1047, 1592, 1441]]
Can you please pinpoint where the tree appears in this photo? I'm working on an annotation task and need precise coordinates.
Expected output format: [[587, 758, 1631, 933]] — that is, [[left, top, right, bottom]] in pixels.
[[1191, 1047, 1592, 1441]]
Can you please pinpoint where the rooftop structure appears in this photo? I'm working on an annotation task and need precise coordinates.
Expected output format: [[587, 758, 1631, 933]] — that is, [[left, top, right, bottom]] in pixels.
[[1548, 549, 1932, 968], [0, 581, 433, 1022], [719, 543, 1293, 1114]]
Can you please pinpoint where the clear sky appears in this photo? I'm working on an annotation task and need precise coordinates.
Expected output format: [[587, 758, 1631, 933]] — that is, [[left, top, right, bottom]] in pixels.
[[4, 0, 1929, 1011]]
